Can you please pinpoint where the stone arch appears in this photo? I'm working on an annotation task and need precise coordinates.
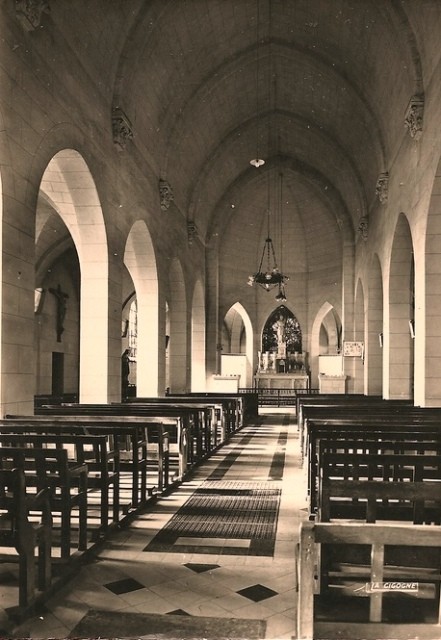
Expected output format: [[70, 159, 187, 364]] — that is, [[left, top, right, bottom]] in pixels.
[[168, 259, 187, 392], [0, 165, 3, 409], [121, 293, 137, 393], [124, 221, 159, 396], [191, 278, 206, 391], [0, 106, 15, 412], [310, 302, 342, 387], [222, 302, 253, 387], [424, 156, 441, 406], [39, 149, 108, 403], [388, 213, 414, 400], [367, 255, 384, 396], [353, 279, 365, 394], [165, 301, 171, 392]]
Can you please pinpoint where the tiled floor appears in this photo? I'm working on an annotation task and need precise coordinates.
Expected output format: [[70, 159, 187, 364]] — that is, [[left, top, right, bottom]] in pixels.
[[10, 410, 308, 639]]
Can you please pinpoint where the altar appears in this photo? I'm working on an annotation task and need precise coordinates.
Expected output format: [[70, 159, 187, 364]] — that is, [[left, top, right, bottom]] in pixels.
[[254, 307, 309, 391], [255, 350, 309, 390], [255, 372, 309, 390]]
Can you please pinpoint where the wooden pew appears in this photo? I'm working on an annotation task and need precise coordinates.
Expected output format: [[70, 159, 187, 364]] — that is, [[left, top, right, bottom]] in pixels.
[[3, 413, 188, 497], [299, 399, 416, 455], [127, 398, 220, 455], [1, 417, 165, 509], [205, 391, 258, 423], [35, 403, 210, 472], [165, 392, 250, 431], [318, 451, 441, 523], [0, 447, 88, 559], [302, 406, 441, 466], [0, 467, 52, 610], [307, 421, 441, 516], [297, 521, 441, 640], [0, 433, 119, 532], [296, 393, 386, 430]]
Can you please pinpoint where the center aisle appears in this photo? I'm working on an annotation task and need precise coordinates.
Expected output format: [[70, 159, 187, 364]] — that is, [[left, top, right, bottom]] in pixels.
[[14, 411, 308, 639]]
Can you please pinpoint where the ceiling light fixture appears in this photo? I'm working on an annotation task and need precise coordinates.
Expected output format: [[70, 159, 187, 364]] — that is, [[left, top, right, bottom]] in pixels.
[[248, 174, 289, 295], [250, 0, 264, 169], [248, 6, 288, 300]]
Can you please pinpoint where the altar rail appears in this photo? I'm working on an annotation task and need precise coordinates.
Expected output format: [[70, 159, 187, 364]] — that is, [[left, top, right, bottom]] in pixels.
[[239, 387, 319, 407]]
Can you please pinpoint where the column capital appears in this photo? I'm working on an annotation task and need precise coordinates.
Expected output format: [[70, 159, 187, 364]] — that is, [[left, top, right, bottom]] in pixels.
[[112, 107, 134, 151], [358, 215, 368, 241], [404, 95, 424, 140], [15, 0, 50, 32], [187, 220, 198, 244], [375, 172, 389, 204], [159, 179, 174, 210]]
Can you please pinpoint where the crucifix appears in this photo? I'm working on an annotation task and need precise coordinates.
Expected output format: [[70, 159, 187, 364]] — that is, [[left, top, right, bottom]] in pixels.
[[49, 284, 69, 342]]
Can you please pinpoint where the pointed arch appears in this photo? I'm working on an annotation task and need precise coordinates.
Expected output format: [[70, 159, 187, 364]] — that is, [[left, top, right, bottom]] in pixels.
[[222, 302, 253, 387], [367, 255, 384, 396], [353, 279, 365, 393], [424, 157, 441, 406], [310, 302, 342, 387], [39, 149, 108, 402], [191, 279, 206, 391], [388, 213, 414, 400], [124, 221, 159, 396], [169, 259, 187, 392]]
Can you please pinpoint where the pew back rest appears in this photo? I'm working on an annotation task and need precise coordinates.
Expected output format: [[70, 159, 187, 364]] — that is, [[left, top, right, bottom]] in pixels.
[[0, 433, 116, 472], [0, 446, 84, 487], [297, 521, 441, 639]]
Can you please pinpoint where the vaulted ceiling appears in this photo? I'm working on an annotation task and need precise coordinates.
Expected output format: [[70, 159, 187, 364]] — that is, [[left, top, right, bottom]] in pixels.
[[37, 0, 438, 295], [114, 1, 422, 237]]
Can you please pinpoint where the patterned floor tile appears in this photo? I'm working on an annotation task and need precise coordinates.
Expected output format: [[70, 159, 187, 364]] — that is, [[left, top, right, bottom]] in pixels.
[[166, 608, 190, 615], [236, 583, 279, 602], [184, 562, 221, 573], [104, 577, 146, 595]]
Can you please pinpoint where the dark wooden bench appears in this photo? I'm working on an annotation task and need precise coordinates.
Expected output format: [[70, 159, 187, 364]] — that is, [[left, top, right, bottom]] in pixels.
[[0, 433, 119, 532], [35, 403, 210, 472], [3, 413, 186, 499], [297, 521, 441, 639], [303, 407, 441, 460], [126, 399, 219, 457], [0, 447, 88, 559], [0, 467, 52, 610], [296, 393, 386, 429], [165, 392, 250, 431], [299, 399, 415, 455], [1, 417, 162, 510], [204, 391, 258, 423], [307, 420, 441, 516], [318, 451, 441, 523]]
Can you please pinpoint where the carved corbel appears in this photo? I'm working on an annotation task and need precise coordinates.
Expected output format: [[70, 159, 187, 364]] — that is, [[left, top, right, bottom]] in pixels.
[[375, 172, 389, 204], [187, 220, 198, 244], [112, 107, 134, 151], [159, 179, 174, 210], [404, 95, 424, 140], [358, 216, 368, 242], [15, 0, 50, 32]]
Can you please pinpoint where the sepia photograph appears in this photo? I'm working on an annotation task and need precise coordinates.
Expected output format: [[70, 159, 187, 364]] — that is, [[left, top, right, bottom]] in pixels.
[[0, 1, 440, 639]]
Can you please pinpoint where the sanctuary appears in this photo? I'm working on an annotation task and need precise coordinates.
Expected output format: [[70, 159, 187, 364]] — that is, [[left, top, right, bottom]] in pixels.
[[255, 307, 310, 390]]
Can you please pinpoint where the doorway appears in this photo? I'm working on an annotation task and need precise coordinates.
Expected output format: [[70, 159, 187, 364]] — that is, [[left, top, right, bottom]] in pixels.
[[52, 352, 64, 396]]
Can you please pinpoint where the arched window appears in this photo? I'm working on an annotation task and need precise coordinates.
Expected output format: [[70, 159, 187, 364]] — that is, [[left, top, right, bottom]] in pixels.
[[262, 306, 302, 353], [128, 298, 137, 360]]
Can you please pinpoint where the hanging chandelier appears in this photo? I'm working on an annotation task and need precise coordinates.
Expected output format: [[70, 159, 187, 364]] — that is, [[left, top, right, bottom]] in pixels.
[[247, 1, 288, 300], [247, 173, 289, 297], [249, 0, 264, 170], [248, 236, 288, 292]]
